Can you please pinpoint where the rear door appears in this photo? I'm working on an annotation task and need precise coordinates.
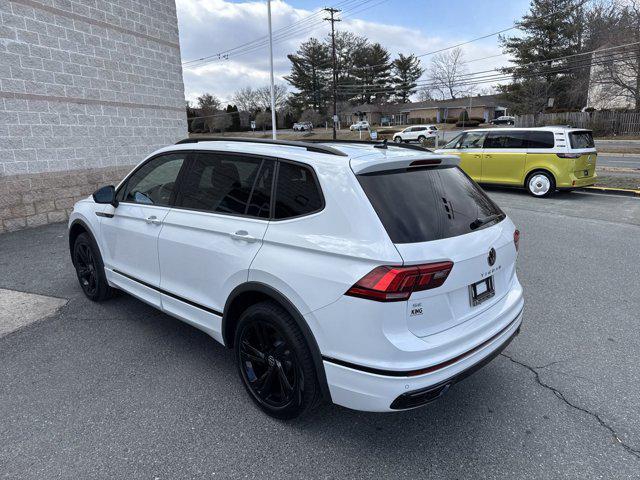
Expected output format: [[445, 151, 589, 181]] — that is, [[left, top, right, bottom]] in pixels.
[[157, 152, 274, 335], [482, 130, 527, 184], [356, 166, 516, 338], [568, 130, 597, 178]]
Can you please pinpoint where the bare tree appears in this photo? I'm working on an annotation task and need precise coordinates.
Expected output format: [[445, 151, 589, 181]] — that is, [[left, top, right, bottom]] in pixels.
[[213, 112, 232, 133], [415, 86, 435, 102], [299, 109, 323, 126], [255, 84, 289, 111], [232, 87, 259, 113], [428, 48, 475, 100], [197, 93, 221, 132], [254, 111, 272, 132]]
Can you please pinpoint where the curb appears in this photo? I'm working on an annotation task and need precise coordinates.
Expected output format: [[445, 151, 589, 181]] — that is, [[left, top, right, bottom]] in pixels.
[[598, 152, 640, 158], [583, 186, 640, 197]]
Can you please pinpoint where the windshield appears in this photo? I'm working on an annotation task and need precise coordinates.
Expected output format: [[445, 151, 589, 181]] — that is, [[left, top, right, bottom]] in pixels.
[[357, 166, 505, 244], [443, 133, 463, 149]]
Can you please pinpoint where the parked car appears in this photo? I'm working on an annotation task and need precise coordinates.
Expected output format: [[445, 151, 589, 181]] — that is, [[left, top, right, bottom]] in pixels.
[[490, 116, 515, 126], [69, 137, 523, 419], [435, 127, 597, 197], [350, 120, 370, 131], [293, 122, 313, 132], [393, 125, 438, 143]]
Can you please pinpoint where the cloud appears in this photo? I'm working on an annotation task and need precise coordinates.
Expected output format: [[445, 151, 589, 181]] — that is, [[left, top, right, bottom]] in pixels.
[[176, 0, 509, 103]]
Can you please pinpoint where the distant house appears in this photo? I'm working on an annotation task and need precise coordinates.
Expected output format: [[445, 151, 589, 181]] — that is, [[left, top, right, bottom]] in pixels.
[[341, 95, 508, 126], [344, 103, 404, 126], [400, 95, 508, 123]]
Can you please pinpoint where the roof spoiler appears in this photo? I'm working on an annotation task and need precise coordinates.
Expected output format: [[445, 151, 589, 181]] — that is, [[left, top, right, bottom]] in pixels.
[[352, 155, 460, 174]]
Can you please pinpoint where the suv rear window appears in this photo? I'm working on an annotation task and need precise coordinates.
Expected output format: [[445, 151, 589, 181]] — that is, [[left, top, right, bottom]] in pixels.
[[569, 131, 595, 149], [357, 166, 505, 244]]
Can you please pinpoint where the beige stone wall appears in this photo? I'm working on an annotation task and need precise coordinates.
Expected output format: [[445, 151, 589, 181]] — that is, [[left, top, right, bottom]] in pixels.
[[0, 165, 133, 233]]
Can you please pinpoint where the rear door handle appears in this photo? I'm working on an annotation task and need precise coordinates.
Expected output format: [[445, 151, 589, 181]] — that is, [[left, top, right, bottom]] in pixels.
[[230, 230, 258, 243], [146, 215, 162, 225]]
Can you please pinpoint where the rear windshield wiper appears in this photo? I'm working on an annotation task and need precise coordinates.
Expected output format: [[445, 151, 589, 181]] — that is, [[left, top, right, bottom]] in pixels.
[[470, 213, 504, 230]]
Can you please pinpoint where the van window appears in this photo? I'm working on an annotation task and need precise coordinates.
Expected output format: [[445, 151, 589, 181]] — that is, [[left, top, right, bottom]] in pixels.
[[526, 131, 555, 148], [569, 131, 595, 149], [460, 131, 486, 149], [358, 166, 505, 244], [274, 162, 323, 219], [484, 131, 527, 148]]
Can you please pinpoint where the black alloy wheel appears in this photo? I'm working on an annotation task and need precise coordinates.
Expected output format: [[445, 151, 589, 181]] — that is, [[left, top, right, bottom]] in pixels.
[[73, 232, 113, 301], [75, 242, 98, 297], [234, 301, 320, 419], [239, 320, 300, 410]]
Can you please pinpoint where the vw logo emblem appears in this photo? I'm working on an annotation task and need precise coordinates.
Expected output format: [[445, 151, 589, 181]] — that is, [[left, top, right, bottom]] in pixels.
[[488, 248, 497, 266]]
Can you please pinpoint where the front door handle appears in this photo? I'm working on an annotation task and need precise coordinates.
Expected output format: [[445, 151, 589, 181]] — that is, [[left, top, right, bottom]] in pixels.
[[230, 230, 258, 243], [146, 215, 162, 225]]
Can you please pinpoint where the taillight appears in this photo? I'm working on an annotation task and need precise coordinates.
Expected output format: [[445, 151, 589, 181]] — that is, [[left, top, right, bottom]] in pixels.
[[556, 153, 581, 158], [514, 229, 520, 252], [345, 261, 454, 302]]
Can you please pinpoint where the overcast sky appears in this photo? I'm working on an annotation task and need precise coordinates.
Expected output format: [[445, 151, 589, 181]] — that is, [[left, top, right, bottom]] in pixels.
[[176, 0, 531, 104]]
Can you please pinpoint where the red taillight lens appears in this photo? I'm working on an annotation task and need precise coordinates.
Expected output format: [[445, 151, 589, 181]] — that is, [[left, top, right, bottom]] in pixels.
[[514, 229, 520, 252], [556, 153, 581, 158], [345, 261, 454, 302]]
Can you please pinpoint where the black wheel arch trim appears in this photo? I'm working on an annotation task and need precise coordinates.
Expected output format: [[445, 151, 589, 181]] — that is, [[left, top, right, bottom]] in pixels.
[[68, 218, 97, 260], [222, 281, 331, 400]]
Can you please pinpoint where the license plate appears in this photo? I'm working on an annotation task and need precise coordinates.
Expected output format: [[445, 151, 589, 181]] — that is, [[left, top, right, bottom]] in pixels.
[[469, 276, 495, 306]]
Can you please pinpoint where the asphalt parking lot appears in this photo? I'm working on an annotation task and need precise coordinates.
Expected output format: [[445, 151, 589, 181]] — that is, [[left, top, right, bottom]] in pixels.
[[1, 189, 639, 479]]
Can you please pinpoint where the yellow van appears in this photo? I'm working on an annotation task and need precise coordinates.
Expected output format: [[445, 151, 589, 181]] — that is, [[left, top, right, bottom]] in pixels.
[[435, 127, 597, 197]]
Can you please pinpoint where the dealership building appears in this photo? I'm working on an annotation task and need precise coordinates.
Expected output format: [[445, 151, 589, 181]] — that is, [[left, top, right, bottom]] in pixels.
[[0, 0, 187, 232]]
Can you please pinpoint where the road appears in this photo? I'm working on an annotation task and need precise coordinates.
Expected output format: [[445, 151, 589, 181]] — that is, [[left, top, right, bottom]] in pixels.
[[1, 190, 640, 479]]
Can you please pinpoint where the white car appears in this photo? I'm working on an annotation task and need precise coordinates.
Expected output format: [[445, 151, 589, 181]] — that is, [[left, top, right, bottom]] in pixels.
[[350, 121, 370, 131], [293, 122, 313, 132], [69, 137, 524, 419], [393, 125, 438, 143]]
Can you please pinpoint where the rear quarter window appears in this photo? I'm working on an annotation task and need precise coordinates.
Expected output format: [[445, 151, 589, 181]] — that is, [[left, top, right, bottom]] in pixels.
[[357, 166, 505, 244], [569, 131, 595, 149]]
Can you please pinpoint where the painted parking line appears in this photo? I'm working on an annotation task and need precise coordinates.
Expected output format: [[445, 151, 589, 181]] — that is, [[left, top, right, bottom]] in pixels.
[[0, 288, 68, 337]]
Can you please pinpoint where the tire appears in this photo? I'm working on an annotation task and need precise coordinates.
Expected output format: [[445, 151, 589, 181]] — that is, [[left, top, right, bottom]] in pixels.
[[394, 136, 402, 143], [417, 135, 426, 142], [526, 171, 555, 198], [72, 232, 114, 301], [234, 301, 321, 420]]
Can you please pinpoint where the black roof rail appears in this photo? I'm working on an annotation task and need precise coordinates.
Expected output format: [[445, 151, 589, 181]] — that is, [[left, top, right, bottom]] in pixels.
[[305, 138, 433, 153], [175, 137, 348, 157]]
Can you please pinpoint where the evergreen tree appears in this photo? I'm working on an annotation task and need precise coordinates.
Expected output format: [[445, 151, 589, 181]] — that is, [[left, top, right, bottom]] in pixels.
[[499, 0, 587, 112], [284, 38, 331, 111], [391, 54, 423, 103], [351, 42, 392, 104]]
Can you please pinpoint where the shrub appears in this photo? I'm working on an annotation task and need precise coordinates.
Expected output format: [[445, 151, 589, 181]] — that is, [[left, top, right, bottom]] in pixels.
[[469, 117, 485, 123], [456, 120, 481, 127], [445, 117, 458, 124]]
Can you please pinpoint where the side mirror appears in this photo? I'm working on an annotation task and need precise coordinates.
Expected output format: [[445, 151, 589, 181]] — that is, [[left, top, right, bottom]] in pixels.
[[93, 185, 118, 208]]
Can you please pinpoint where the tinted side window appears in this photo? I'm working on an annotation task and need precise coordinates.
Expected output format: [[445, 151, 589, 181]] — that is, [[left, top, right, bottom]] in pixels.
[[119, 153, 186, 206], [177, 153, 273, 218], [274, 162, 323, 219], [484, 131, 527, 148], [527, 131, 554, 148]]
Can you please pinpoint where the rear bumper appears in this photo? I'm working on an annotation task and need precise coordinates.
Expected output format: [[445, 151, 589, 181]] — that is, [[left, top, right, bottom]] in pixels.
[[558, 172, 597, 189], [323, 307, 523, 412]]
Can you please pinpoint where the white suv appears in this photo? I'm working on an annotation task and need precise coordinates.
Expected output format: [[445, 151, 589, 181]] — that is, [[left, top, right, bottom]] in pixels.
[[350, 121, 370, 131], [393, 125, 438, 143], [69, 137, 524, 419]]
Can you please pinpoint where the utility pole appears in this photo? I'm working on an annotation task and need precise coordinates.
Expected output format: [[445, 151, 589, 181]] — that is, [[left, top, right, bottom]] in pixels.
[[324, 7, 340, 140], [267, 0, 277, 139]]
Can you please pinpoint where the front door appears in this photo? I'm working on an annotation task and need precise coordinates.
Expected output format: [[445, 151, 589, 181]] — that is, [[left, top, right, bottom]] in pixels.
[[482, 131, 528, 185], [100, 152, 188, 305], [157, 152, 274, 336]]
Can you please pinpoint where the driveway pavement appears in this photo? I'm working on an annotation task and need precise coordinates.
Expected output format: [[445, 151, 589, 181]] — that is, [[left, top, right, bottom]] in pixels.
[[1, 189, 639, 479]]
